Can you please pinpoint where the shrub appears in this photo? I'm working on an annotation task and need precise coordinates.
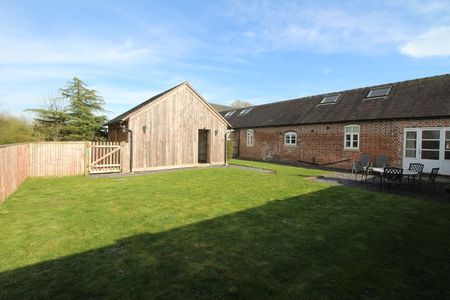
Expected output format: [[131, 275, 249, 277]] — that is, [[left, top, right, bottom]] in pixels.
[[227, 140, 234, 160], [0, 112, 35, 145]]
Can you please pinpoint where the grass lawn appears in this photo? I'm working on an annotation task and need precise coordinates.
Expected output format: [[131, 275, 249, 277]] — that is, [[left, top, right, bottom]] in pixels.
[[1, 159, 450, 299]]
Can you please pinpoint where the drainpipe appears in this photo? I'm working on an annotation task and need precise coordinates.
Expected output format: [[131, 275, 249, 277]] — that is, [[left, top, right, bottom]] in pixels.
[[120, 122, 133, 172], [224, 130, 231, 165]]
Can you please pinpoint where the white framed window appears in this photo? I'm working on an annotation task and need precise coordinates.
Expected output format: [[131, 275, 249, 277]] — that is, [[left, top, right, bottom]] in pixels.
[[404, 130, 417, 158], [246, 129, 254, 147], [445, 130, 450, 160], [284, 131, 297, 146], [344, 125, 360, 150], [421, 129, 440, 160]]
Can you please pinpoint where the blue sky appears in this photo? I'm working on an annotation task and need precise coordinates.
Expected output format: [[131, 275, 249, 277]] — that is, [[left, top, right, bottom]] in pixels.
[[1, 0, 450, 119]]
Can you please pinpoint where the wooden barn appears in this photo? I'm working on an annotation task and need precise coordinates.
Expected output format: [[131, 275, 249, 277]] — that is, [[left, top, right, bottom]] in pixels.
[[105, 82, 230, 172]]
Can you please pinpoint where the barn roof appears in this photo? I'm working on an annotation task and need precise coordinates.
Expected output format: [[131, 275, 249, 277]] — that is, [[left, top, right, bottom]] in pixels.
[[221, 74, 450, 129], [105, 82, 230, 127], [105, 82, 184, 126]]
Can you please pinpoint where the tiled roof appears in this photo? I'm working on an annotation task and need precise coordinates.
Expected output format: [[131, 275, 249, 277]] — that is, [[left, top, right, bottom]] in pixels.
[[222, 74, 450, 128]]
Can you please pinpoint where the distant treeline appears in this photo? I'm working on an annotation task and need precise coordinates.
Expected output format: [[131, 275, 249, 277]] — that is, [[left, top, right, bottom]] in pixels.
[[0, 113, 35, 145]]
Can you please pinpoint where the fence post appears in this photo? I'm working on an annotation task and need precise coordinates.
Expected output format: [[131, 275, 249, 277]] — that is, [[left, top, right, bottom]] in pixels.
[[84, 142, 90, 175], [121, 142, 130, 173]]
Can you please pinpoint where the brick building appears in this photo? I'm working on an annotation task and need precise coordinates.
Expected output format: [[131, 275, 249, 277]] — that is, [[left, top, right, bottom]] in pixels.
[[222, 74, 450, 175]]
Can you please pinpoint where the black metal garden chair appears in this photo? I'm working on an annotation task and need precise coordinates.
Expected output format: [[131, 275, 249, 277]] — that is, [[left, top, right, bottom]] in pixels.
[[383, 167, 403, 189], [407, 163, 424, 188], [427, 167, 440, 192]]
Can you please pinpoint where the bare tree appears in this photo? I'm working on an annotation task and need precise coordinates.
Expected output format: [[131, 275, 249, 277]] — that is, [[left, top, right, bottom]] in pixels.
[[231, 99, 252, 108], [26, 94, 69, 141]]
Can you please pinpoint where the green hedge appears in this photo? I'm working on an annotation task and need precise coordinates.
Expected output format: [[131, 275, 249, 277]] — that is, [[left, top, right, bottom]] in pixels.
[[226, 140, 234, 160]]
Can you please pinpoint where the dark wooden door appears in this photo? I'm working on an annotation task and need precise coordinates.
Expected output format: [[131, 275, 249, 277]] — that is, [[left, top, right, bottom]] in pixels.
[[198, 129, 209, 163]]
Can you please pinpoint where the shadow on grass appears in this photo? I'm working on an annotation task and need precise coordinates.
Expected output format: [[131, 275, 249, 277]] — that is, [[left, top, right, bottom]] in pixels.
[[315, 175, 450, 202], [1, 186, 449, 299]]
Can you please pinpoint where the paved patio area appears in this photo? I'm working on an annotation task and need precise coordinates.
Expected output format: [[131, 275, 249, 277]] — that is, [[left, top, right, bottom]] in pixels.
[[313, 171, 450, 202]]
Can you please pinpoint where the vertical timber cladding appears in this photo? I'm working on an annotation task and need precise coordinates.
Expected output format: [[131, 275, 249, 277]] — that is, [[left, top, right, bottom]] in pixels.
[[129, 84, 228, 171]]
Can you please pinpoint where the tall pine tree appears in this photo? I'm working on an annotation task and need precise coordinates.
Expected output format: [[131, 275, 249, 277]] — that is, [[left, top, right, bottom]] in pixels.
[[27, 78, 107, 141], [61, 78, 107, 141]]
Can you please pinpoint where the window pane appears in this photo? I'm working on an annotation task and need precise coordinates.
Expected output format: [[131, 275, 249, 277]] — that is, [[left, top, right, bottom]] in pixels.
[[421, 150, 439, 160], [367, 87, 390, 97], [406, 140, 416, 149], [353, 134, 358, 141], [291, 136, 296, 144], [446, 131, 450, 140], [346, 141, 351, 147], [353, 141, 358, 148], [422, 130, 440, 139], [446, 141, 450, 150], [406, 131, 417, 139], [446, 151, 450, 160], [346, 134, 351, 141], [352, 126, 359, 133], [422, 140, 440, 150], [345, 127, 352, 133], [321, 94, 340, 104], [405, 150, 416, 158]]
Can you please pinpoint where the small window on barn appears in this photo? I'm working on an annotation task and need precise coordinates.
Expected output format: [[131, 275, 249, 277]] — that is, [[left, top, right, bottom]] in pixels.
[[224, 110, 236, 118], [366, 86, 391, 98], [247, 129, 254, 147], [239, 107, 253, 116], [320, 93, 340, 104], [284, 132, 297, 146], [344, 125, 360, 150]]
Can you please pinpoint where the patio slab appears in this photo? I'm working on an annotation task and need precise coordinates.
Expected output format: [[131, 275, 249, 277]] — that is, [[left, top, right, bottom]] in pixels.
[[313, 171, 450, 202]]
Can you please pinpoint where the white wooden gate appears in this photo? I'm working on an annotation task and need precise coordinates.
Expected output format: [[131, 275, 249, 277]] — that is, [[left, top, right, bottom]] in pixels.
[[89, 142, 122, 174]]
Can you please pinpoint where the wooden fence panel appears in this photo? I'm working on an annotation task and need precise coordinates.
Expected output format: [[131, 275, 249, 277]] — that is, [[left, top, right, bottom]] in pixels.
[[0, 141, 130, 203], [29, 142, 86, 177], [0, 144, 30, 203]]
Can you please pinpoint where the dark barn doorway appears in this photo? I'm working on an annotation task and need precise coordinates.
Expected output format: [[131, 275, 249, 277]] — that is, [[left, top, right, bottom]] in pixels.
[[198, 129, 210, 163]]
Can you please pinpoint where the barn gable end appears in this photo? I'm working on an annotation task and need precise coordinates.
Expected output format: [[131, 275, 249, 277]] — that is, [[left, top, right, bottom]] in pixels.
[[107, 82, 229, 171]]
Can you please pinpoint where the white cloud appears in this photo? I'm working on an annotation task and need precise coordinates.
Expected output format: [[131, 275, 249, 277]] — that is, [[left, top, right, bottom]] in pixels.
[[225, 1, 410, 55], [321, 67, 333, 74], [400, 26, 450, 58], [0, 35, 153, 65], [243, 30, 256, 38]]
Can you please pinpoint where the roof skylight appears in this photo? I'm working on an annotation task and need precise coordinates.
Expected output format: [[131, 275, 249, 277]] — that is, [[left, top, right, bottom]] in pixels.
[[367, 86, 391, 98], [239, 107, 253, 115], [224, 110, 236, 118], [320, 93, 340, 104]]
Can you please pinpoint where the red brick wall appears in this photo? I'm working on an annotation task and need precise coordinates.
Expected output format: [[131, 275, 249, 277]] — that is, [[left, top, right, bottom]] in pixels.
[[237, 118, 450, 170]]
